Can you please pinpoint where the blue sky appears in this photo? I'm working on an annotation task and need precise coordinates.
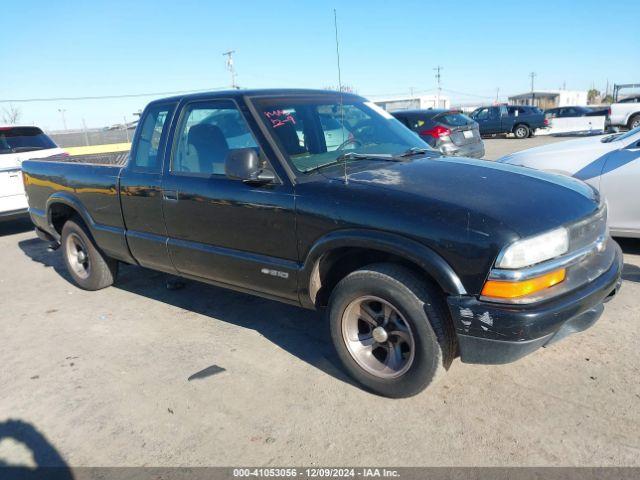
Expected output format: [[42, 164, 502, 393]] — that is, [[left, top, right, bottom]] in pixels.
[[2, 0, 639, 130]]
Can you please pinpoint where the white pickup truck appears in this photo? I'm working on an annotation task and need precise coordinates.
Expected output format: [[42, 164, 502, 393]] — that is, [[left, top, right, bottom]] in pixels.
[[609, 95, 640, 130], [0, 126, 67, 220]]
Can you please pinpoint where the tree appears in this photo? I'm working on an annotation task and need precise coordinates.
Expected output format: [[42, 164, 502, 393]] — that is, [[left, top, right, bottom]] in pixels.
[[587, 88, 600, 104], [323, 85, 357, 94], [1, 104, 21, 125]]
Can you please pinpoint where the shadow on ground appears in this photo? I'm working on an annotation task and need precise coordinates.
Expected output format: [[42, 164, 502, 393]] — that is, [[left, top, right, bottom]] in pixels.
[[17, 237, 355, 388], [0, 218, 33, 237], [616, 238, 640, 284], [0, 419, 72, 479]]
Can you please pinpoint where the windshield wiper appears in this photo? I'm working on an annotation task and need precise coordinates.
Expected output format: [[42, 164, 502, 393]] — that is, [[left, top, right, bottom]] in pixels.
[[601, 133, 621, 143], [398, 147, 434, 157], [335, 152, 404, 163], [304, 152, 404, 173]]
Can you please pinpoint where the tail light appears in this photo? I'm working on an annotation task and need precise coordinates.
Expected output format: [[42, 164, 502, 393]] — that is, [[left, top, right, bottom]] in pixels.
[[543, 119, 549, 126], [607, 107, 611, 116], [420, 125, 451, 138]]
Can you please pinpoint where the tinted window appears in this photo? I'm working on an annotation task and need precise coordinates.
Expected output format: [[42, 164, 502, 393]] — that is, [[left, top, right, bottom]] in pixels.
[[0, 127, 57, 155], [172, 100, 259, 176], [132, 104, 173, 172]]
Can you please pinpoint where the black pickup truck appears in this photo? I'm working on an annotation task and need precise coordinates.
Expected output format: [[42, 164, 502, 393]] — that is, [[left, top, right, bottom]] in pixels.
[[22, 89, 622, 397], [469, 105, 548, 138]]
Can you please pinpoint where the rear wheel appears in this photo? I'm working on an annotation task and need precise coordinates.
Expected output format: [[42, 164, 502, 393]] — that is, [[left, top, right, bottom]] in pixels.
[[628, 114, 640, 130], [61, 218, 118, 290], [513, 124, 529, 139], [328, 263, 455, 398]]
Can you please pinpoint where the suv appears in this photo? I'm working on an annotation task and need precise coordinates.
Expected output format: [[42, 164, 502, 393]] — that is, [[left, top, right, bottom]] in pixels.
[[0, 126, 66, 221], [470, 105, 547, 139], [392, 109, 484, 158]]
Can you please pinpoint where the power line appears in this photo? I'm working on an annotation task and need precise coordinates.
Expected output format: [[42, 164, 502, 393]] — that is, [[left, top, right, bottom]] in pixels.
[[0, 87, 228, 104]]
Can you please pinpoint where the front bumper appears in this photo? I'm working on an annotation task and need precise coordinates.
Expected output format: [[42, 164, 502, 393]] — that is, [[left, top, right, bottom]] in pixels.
[[447, 240, 623, 364]]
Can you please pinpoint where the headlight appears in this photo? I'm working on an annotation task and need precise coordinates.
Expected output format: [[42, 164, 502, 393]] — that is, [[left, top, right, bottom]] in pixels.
[[496, 227, 569, 269]]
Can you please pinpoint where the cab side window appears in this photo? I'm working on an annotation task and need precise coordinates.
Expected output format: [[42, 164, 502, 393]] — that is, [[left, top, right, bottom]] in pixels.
[[132, 104, 173, 172], [172, 100, 259, 176]]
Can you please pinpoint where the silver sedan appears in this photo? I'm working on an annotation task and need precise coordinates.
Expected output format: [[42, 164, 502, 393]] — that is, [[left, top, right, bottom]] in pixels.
[[498, 127, 640, 238]]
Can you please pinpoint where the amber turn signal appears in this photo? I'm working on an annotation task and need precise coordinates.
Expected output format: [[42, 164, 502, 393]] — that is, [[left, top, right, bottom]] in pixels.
[[482, 268, 566, 299]]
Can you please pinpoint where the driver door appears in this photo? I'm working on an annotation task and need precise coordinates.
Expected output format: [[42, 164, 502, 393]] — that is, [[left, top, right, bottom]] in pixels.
[[161, 98, 299, 301]]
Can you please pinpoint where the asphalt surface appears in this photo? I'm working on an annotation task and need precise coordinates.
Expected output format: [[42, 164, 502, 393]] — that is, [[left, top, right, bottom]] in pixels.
[[1, 136, 639, 468]]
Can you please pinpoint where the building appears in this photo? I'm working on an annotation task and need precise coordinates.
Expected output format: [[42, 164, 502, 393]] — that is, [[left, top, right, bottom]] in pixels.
[[371, 94, 450, 112], [508, 90, 588, 109]]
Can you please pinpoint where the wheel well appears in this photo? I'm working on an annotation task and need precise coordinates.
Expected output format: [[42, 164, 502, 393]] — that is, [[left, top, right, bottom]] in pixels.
[[311, 247, 443, 308], [49, 203, 81, 234], [628, 113, 640, 128]]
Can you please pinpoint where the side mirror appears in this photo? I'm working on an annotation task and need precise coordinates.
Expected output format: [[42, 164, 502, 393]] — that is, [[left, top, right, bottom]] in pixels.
[[225, 148, 275, 185]]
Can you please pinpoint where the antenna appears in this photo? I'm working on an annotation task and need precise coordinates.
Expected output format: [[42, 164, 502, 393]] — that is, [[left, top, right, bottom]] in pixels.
[[222, 50, 238, 89], [333, 8, 348, 185]]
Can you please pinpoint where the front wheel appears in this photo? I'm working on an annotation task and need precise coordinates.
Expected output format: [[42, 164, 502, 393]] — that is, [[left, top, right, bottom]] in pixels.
[[328, 263, 455, 398], [513, 124, 529, 139], [628, 114, 640, 131], [61, 218, 118, 290]]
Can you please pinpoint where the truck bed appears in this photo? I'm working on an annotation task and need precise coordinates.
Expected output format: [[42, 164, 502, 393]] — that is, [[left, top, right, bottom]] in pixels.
[[22, 159, 132, 262]]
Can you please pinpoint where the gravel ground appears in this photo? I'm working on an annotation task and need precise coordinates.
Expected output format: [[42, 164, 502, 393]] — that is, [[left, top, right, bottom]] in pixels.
[[1, 135, 639, 468]]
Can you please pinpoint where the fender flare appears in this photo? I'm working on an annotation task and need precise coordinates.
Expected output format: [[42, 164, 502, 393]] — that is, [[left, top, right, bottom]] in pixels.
[[299, 229, 466, 308], [45, 192, 97, 241]]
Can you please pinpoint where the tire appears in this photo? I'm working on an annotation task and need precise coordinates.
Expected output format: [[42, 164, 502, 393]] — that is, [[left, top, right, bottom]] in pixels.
[[628, 114, 640, 131], [328, 263, 455, 398], [61, 217, 118, 290], [513, 124, 529, 139]]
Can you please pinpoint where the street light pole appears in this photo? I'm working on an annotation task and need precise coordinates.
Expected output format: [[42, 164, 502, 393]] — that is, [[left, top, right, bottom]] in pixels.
[[529, 72, 537, 106], [57, 108, 67, 131]]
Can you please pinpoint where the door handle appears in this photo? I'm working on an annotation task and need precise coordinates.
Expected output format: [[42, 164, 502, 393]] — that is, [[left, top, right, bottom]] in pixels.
[[163, 190, 178, 201]]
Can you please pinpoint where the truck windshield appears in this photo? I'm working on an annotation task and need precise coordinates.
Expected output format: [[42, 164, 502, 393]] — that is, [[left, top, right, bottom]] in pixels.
[[0, 127, 57, 154], [252, 95, 432, 173]]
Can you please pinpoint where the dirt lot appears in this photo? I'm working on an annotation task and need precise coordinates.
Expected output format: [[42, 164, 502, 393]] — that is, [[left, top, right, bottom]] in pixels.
[[1, 135, 639, 468]]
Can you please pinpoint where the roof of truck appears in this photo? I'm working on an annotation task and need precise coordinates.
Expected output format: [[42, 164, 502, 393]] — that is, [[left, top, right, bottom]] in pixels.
[[151, 88, 365, 105]]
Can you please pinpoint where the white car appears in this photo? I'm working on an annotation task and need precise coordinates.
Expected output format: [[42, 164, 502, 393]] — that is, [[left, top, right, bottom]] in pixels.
[[498, 127, 640, 238], [1, 126, 67, 221]]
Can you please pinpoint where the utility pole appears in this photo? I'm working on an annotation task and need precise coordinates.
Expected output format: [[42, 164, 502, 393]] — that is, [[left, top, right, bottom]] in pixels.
[[57, 108, 67, 131], [222, 50, 238, 89], [81, 118, 89, 146], [529, 72, 537, 106], [434, 66, 442, 108], [495, 87, 500, 104], [123, 115, 130, 142]]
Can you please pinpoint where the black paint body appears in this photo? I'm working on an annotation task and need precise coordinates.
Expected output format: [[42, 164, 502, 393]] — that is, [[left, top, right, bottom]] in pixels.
[[22, 89, 622, 364]]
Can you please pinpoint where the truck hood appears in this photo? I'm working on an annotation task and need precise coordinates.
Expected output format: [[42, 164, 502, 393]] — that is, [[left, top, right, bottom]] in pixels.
[[332, 156, 599, 239]]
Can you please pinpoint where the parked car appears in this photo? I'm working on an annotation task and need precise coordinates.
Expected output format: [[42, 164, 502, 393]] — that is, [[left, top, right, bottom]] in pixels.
[[22, 89, 622, 398], [469, 105, 547, 139], [499, 127, 640, 238], [0, 126, 66, 221], [610, 97, 640, 130], [392, 109, 484, 158]]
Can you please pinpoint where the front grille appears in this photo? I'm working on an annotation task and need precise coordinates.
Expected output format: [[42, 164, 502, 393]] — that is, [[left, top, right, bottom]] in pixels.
[[568, 204, 607, 252]]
